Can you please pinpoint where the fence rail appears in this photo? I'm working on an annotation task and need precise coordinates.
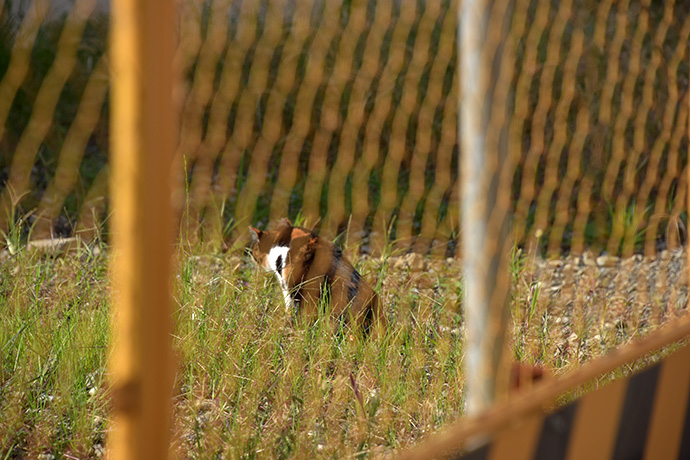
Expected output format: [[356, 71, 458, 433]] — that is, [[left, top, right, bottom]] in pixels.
[[396, 313, 690, 460], [0, 0, 688, 258]]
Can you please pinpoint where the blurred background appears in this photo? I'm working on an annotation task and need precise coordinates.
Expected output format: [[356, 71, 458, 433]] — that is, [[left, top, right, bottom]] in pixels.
[[0, 0, 688, 259]]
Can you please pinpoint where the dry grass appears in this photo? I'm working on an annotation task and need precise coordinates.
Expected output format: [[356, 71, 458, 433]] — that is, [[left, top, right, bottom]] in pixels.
[[0, 243, 686, 459]]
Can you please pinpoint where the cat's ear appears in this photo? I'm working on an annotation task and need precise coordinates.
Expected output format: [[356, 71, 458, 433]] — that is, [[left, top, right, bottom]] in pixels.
[[248, 226, 262, 244], [280, 217, 292, 227]]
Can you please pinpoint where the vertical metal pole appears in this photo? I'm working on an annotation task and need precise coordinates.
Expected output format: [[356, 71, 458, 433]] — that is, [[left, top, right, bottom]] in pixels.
[[108, 0, 176, 458], [460, 0, 512, 414]]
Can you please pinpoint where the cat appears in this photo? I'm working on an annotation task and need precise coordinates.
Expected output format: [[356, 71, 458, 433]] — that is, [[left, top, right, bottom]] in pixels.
[[248, 218, 385, 336]]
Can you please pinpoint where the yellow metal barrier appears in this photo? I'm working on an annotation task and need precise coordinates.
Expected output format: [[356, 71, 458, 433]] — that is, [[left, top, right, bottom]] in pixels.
[[107, 0, 176, 458], [395, 314, 690, 460]]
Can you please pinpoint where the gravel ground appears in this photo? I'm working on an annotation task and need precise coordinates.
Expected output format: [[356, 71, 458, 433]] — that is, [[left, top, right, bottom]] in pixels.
[[387, 248, 688, 312], [384, 247, 689, 368], [525, 248, 688, 326]]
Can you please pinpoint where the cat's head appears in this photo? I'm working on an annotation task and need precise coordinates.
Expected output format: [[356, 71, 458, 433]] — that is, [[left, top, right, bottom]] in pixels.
[[248, 218, 293, 269]]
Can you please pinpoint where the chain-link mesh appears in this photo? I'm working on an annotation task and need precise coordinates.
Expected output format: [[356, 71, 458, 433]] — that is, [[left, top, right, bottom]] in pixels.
[[0, 0, 687, 260], [1, 0, 689, 456]]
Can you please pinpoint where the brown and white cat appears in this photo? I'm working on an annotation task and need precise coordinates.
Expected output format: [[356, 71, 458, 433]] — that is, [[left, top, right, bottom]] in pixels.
[[248, 218, 385, 335]]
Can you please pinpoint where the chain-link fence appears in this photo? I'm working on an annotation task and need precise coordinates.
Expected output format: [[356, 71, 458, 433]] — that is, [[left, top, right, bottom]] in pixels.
[[2, 0, 690, 457], [1, 0, 687, 258]]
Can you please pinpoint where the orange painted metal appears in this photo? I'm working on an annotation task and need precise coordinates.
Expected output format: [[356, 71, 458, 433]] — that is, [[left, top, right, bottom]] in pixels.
[[108, 0, 176, 458], [565, 377, 627, 460]]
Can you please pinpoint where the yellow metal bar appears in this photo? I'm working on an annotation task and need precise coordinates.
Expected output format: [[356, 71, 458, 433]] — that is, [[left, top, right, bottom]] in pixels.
[[395, 317, 690, 460], [488, 413, 543, 460], [643, 345, 690, 460], [565, 377, 627, 460], [108, 0, 176, 458]]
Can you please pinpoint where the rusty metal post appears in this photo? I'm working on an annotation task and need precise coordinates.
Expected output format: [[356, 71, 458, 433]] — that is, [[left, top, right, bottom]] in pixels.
[[460, 0, 513, 414], [108, 0, 176, 458]]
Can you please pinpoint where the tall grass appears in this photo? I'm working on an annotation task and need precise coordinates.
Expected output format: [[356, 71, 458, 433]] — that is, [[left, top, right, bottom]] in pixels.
[[0, 249, 109, 458], [0, 242, 685, 458], [170, 250, 465, 458]]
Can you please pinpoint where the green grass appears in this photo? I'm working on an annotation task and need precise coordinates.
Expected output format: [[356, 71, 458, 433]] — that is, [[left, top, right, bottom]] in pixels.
[[170, 250, 466, 458], [0, 243, 685, 458], [0, 249, 109, 458]]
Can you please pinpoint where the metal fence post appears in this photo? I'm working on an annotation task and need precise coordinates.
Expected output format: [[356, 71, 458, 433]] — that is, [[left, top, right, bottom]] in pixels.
[[460, 0, 513, 414], [108, 0, 176, 458]]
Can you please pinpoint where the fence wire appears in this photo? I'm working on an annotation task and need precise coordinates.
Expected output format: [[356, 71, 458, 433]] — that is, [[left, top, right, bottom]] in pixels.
[[0, 0, 687, 260], [1, 0, 689, 457]]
